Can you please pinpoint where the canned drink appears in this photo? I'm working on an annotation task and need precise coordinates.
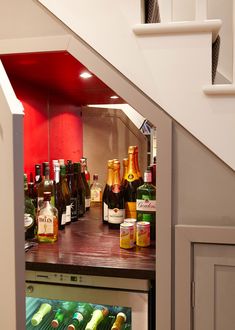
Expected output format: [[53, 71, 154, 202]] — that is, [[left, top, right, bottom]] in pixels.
[[124, 218, 137, 242], [136, 221, 150, 247], [120, 223, 134, 249]]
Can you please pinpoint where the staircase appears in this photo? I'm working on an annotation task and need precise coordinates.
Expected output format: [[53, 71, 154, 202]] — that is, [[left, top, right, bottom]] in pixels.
[[32, 0, 235, 170]]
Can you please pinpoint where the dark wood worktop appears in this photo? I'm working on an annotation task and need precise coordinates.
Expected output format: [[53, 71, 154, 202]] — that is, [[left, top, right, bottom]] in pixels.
[[25, 207, 156, 280]]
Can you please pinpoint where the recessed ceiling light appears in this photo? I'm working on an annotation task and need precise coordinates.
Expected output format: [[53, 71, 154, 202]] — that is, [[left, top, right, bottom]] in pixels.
[[80, 72, 93, 79], [110, 95, 119, 99]]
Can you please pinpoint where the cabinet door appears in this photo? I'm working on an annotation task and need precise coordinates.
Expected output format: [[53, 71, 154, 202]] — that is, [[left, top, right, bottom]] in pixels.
[[194, 243, 235, 330], [0, 61, 25, 329]]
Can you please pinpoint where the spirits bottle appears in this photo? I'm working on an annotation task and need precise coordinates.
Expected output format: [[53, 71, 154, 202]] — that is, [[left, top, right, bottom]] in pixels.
[[81, 160, 91, 211], [74, 162, 86, 217], [53, 163, 66, 230], [134, 145, 144, 185], [51, 301, 77, 328], [60, 165, 71, 225], [34, 164, 42, 185], [136, 168, 156, 240], [108, 160, 125, 228], [111, 312, 127, 330], [102, 160, 114, 224], [67, 303, 94, 330], [37, 191, 58, 243], [24, 174, 36, 240], [123, 146, 142, 219], [37, 162, 55, 210], [81, 157, 90, 187], [66, 161, 78, 222], [31, 302, 52, 326], [90, 174, 103, 206], [85, 305, 109, 330]]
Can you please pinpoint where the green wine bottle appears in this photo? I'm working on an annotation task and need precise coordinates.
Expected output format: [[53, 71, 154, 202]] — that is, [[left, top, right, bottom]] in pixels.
[[51, 301, 77, 328], [31, 302, 52, 326], [67, 303, 93, 330], [85, 305, 109, 330]]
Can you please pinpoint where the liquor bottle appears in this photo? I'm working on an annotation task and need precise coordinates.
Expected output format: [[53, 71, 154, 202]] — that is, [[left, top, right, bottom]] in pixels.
[[28, 175, 37, 209], [123, 146, 142, 219], [67, 303, 94, 330], [31, 302, 52, 326], [85, 305, 109, 330], [51, 301, 77, 328], [24, 174, 36, 240], [102, 160, 114, 224], [74, 162, 86, 217], [34, 164, 42, 185], [37, 191, 58, 243], [121, 158, 128, 186], [37, 162, 55, 210], [111, 312, 127, 330], [81, 159, 91, 211], [90, 174, 103, 206], [134, 145, 144, 185], [53, 163, 66, 230], [60, 165, 71, 225], [81, 157, 90, 186], [108, 160, 125, 228], [66, 161, 78, 222], [136, 168, 156, 240]]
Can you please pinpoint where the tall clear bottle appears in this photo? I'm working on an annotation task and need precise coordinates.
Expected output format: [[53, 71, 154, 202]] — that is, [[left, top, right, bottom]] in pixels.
[[53, 163, 66, 230], [81, 159, 91, 211], [108, 160, 125, 228], [37, 191, 58, 243], [90, 174, 103, 206], [102, 160, 114, 224], [60, 165, 71, 225], [123, 146, 141, 219], [37, 162, 55, 210]]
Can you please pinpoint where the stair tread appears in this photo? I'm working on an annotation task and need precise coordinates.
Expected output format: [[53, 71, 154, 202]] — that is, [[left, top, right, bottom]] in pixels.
[[203, 84, 235, 95]]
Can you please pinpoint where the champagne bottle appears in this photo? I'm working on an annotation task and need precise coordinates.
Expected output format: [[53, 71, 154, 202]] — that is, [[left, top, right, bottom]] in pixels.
[[60, 165, 71, 225], [81, 159, 91, 211], [51, 301, 77, 328], [121, 158, 128, 186], [24, 174, 36, 240], [66, 161, 79, 222], [67, 303, 93, 330], [108, 160, 125, 228], [31, 302, 52, 326], [85, 305, 109, 330], [134, 145, 144, 185], [37, 192, 58, 243], [53, 163, 66, 230], [37, 162, 55, 210], [74, 162, 86, 217], [123, 146, 141, 219], [102, 160, 114, 224], [90, 174, 103, 206], [111, 312, 127, 330], [136, 168, 156, 240]]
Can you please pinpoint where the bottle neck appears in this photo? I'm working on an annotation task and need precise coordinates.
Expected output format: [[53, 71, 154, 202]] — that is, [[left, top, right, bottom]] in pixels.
[[144, 171, 152, 183], [113, 168, 121, 185], [126, 153, 139, 181], [54, 169, 60, 184], [134, 151, 142, 178], [107, 168, 113, 186]]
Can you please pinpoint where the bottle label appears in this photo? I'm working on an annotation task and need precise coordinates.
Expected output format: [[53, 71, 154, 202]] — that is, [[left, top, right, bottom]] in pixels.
[[70, 197, 78, 218], [91, 189, 102, 202], [24, 213, 34, 229], [61, 212, 67, 225], [37, 197, 44, 210], [103, 202, 108, 221], [125, 202, 137, 219], [38, 215, 54, 234], [127, 173, 139, 182], [73, 312, 83, 322], [112, 184, 121, 193], [85, 198, 91, 208], [66, 205, 71, 223], [136, 199, 156, 212], [108, 208, 125, 224]]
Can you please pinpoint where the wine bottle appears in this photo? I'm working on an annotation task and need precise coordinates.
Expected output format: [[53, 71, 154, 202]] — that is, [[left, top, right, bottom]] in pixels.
[[24, 174, 36, 240], [74, 162, 86, 217], [37, 162, 55, 210], [60, 165, 71, 225], [81, 159, 91, 211], [134, 145, 144, 185], [66, 161, 79, 222], [136, 168, 156, 240], [34, 164, 42, 185], [37, 191, 58, 243], [102, 160, 114, 224], [90, 174, 103, 206], [67, 303, 93, 330], [81, 157, 90, 187], [123, 146, 141, 219], [108, 160, 125, 228], [31, 302, 52, 326], [51, 301, 77, 328], [111, 312, 127, 330], [85, 305, 109, 330], [53, 163, 66, 230]]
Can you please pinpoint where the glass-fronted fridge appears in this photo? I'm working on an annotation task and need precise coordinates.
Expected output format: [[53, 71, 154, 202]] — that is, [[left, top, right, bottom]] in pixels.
[[26, 270, 151, 330]]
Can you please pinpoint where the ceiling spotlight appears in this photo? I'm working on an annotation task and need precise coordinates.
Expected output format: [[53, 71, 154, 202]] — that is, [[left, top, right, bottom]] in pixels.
[[110, 95, 119, 99], [80, 72, 93, 79]]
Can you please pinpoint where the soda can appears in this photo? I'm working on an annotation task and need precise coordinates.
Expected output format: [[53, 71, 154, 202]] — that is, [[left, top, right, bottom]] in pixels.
[[120, 223, 134, 249], [136, 221, 150, 247], [124, 218, 137, 242]]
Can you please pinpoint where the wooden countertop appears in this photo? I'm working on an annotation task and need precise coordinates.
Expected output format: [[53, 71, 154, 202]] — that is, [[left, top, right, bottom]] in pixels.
[[25, 207, 156, 280]]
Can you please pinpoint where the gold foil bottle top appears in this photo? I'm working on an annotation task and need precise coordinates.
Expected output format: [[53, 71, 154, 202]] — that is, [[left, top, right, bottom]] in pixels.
[[128, 146, 135, 154], [113, 160, 120, 170], [122, 158, 128, 166], [107, 159, 114, 169]]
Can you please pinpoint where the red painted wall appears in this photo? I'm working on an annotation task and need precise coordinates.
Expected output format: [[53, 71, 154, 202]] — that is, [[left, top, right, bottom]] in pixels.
[[11, 80, 83, 179]]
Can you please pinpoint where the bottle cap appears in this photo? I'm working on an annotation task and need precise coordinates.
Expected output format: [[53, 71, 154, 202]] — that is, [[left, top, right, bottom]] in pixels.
[[67, 325, 75, 330], [51, 319, 59, 328], [43, 192, 51, 201]]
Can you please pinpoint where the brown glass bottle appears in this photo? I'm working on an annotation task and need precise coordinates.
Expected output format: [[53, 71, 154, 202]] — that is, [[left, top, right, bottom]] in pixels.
[[60, 165, 71, 225], [123, 146, 142, 219], [37, 162, 54, 210], [74, 162, 86, 217], [102, 160, 114, 224], [66, 161, 79, 222], [81, 159, 91, 211]]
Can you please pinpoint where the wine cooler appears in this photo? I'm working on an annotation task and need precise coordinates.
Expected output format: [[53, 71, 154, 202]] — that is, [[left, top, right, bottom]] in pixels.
[[25, 270, 151, 330]]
